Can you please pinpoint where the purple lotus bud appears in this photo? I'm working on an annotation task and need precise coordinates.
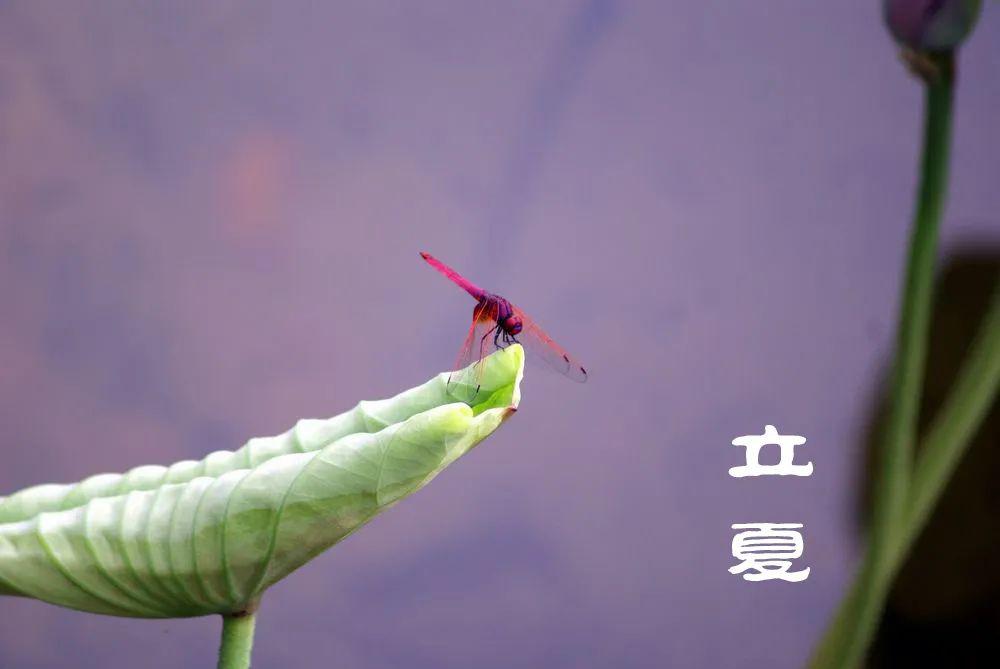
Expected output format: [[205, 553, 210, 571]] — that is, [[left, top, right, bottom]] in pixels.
[[884, 0, 982, 50]]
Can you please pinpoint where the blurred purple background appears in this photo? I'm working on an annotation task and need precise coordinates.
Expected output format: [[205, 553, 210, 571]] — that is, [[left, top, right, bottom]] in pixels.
[[1, 2, 998, 667]]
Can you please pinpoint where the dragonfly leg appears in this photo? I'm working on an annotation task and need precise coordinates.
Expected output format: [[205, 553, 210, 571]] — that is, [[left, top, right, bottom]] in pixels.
[[481, 326, 497, 355]]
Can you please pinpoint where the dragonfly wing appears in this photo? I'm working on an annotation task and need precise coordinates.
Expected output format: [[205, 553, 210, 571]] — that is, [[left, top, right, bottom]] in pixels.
[[449, 301, 500, 390], [513, 306, 588, 382]]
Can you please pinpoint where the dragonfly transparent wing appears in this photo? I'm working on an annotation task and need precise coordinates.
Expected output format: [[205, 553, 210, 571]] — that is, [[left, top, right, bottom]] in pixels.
[[512, 305, 588, 382], [448, 301, 501, 393]]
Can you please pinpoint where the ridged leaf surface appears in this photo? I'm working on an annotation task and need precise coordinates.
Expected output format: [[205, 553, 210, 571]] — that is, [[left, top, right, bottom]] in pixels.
[[0, 346, 523, 617]]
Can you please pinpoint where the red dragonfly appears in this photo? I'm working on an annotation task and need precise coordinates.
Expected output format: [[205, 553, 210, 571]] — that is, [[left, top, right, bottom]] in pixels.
[[420, 251, 588, 386]]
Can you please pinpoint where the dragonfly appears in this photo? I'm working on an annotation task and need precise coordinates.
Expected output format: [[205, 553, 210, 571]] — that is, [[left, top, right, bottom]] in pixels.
[[420, 251, 588, 387]]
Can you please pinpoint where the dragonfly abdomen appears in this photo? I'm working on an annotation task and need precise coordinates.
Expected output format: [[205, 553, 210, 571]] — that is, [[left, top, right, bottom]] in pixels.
[[420, 251, 486, 300]]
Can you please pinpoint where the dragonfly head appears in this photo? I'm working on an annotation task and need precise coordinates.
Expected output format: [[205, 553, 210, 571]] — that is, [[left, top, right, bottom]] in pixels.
[[501, 313, 523, 335]]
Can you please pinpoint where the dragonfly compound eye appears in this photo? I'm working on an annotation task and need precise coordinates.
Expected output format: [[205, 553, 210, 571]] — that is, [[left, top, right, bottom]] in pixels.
[[505, 315, 523, 335]]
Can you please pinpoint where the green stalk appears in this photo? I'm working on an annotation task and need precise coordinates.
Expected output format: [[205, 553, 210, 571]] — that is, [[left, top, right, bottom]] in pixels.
[[217, 608, 258, 669], [810, 51, 955, 669]]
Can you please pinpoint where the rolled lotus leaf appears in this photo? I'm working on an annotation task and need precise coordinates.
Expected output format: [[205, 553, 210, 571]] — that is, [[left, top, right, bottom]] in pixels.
[[0, 345, 524, 618]]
